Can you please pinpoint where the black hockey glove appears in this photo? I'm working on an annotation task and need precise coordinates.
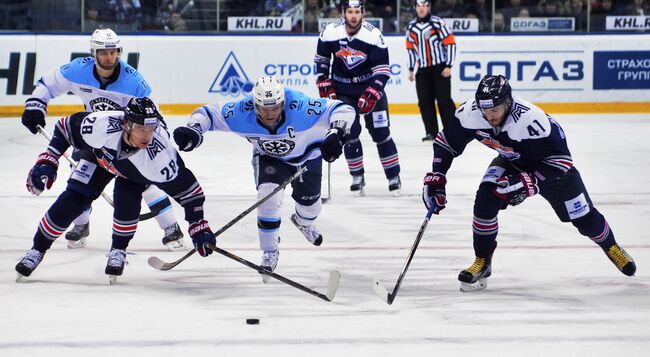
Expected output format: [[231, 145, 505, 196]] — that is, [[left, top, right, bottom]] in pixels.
[[26, 152, 59, 196], [321, 128, 344, 162], [188, 219, 216, 257], [494, 172, 539, 206], [422, 172, 447, 214], [21, 99, 47, 134], [173, 126, 203, 152]]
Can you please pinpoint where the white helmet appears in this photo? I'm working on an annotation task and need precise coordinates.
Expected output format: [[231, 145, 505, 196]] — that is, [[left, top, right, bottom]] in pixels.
[[252, 76, 285, 108], [90, 28, 122, 57]]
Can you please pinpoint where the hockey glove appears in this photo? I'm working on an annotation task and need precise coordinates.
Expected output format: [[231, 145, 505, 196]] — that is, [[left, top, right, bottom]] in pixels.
[[316, 79, 337, 100], [358, 86, 382, 114], [494, 172, 539, 206], [173, 126, 203, 152], [422, 172, 447, 214], [21, 100, 47, 134], [321, 128, 344, 162], [188, 219, 216, 257], [26, 152, 59, 196]]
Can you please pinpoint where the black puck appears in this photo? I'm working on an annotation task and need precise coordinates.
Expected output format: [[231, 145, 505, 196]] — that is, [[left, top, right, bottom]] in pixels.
[[246, 318, 260, 325]]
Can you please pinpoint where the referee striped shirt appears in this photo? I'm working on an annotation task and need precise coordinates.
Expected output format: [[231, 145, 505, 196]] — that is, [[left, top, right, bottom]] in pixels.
[[405, 15, 456, 70]]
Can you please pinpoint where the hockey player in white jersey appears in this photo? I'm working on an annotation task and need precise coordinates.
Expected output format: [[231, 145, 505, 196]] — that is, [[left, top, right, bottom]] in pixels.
[[16, 98, 216, 283], [20, 28, 184, 251], [422, 75, 636, 292], [173, 77, 356, 278]]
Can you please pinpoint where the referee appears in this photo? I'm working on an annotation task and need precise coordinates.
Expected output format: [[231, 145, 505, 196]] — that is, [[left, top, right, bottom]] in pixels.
[[406, 0, 457, 141]]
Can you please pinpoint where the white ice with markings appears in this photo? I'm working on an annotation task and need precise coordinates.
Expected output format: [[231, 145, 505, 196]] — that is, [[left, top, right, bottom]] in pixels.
[[1, 114, 649, 356]]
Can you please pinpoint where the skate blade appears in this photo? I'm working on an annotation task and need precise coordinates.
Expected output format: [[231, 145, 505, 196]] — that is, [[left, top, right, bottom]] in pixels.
[[261, 273, 272, 284], [391, 188, 401, 197], [460, 278, 487, 292], [108, 275, 118, 285], [16, 273, 26, 282], [354, 188, 365, 197], [164, 239, 187, 252], [67, 237, 87, 249]]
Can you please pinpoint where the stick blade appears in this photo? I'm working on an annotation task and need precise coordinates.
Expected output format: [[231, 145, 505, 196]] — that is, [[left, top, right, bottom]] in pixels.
[[326, 270, 341, 301], [147, 256, 172, 271], [372, 279, 392, 304]]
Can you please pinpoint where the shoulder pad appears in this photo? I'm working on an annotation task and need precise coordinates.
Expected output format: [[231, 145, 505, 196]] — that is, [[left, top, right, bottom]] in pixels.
[[455, 100, 492, 130], [80, 111, 124, 148], [221, 97, 255, 119], [357, 24, 387, 47], [320, 21, 344, 41], [362, 21, 376, 31], [120, 60, 141, 78], [503, 99, 551, 141], [59, 57, 95, 81]]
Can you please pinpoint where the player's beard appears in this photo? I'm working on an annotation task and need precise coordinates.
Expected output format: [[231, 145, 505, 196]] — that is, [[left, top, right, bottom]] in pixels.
[[345, 18, 362, 34], [96, 58, 118, 71]]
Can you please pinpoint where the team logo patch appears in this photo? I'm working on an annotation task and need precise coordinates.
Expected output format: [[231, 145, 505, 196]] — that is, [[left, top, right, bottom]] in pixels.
[[107, 116, 122, 134], [264, 166, 277, 175], [259, 139, 295, 158], [481, 166, 507, 184], [335, 46, 368, 70], [476, 131, 521, 161], [70, 159, 97, 184], [510, 103, 530, 123], [372, 110, 388, 128], [564, 193, 590, 220], [89, 97, 120, 112], [146, 137, 165, 160]]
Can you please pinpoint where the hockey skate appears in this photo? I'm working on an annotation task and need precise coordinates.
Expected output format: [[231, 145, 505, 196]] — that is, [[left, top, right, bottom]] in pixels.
[[350, 175, 365, 197], [603, 243, 636, 276], [421, 134, 435, 142], [105, 249, 127, 285], [15, 249, 45, 280], [388, 176, 401, 197], [162, 223, 186, 251], [290, 214, 323, 246], [65, 223, 89, 249], [260, 250, 279, 283], [458, 256, 492, 292]]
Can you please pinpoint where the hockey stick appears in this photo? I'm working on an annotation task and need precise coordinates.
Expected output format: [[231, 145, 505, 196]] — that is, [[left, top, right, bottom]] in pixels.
[[373, 205, 436, 305], [321, 162, 332, 203], [37, 126, 161, 221], [207, 243, 340, 302], [148, 166, 308, 271]]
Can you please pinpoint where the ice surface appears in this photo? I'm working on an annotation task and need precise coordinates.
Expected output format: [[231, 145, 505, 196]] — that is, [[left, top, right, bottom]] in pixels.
[[1, 114, 649, 356]]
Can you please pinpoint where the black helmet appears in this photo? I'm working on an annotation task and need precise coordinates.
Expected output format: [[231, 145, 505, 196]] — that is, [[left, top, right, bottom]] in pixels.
[[341, 0, 365, 13], [124, 97, 161, 126], [475, 75, 512, 109]]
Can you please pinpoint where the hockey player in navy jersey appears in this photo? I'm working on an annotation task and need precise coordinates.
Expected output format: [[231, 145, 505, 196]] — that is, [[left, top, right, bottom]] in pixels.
[[20, 28, 184, 251], [173, 77, 356, 278], [16, 98, 216, 283], [314, 0, 401, 196], [422, 75, 636, 292]]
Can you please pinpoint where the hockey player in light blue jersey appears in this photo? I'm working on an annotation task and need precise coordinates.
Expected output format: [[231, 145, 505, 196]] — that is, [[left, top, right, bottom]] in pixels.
[[20, 28, 184, 251], [173, 77, 356, 278]]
